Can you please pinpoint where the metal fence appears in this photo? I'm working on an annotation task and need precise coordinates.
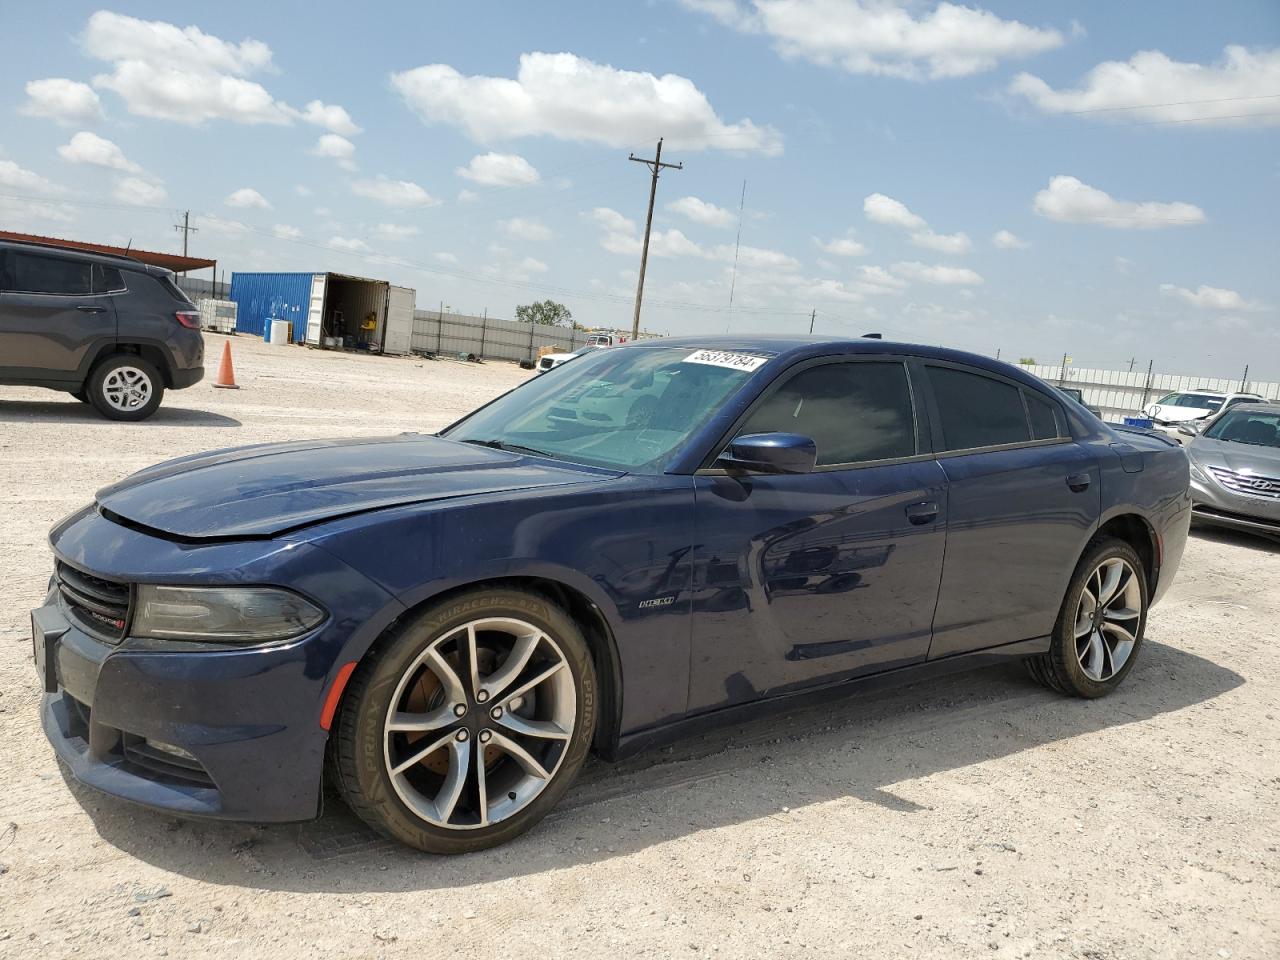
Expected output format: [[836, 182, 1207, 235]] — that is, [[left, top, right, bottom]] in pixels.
[[176, 276, 231, 300], [411, 312, 650, 362], [1023, 363, 1279, 422]]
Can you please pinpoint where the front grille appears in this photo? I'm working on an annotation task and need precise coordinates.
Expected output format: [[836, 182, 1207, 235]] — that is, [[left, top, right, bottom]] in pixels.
[[56, 562, 131, 643], [1207, 466, 1280, 501]]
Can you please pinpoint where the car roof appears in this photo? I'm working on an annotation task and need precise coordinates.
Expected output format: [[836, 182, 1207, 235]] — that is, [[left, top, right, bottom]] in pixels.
[[0, 238, 170, 276], [1218, 401, 1280, 414]]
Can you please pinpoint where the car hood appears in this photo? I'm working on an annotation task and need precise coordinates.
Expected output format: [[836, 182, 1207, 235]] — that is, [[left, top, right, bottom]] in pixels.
[[1145, 403, 1216, 423], [95, 435, 618, 540], [1188, 436, 1280, 475]]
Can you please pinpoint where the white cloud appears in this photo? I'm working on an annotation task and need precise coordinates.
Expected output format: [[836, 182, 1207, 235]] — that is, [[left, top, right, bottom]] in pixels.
[[201, 214, 250, 236], [20, 78, 103, 124], [457, 189, 478, 203], [391, 52, 782, 153], [0, 195, 77, 226], [911, 228, 971, 254], [587, 207, 636, 234], [328, 236, 370, 253], [517, 256, 548, 274], [312, 133, 357, 170], [434, 252, 459, 264], [857, 265, 907, 291], [667, 195, 736, 228], [294, 184, 312, 197], [891, 261, 984, 285], [112, 176, 167, 206], [375, 223, 421, 241], [499, 217, 553, 242], [1160, 283, 1264, 312], [585, 207, 796, 267], [708, 243, 799, 270], [864, 192, 926, 229], [313, 206, 331, 217], [815, 235, 869, 257], [455, 152, 540, 186], [83, 11, 293, 126], [351, 176, 439, 208], [0, 158, 62, 194], [1010, 46, 1280, 127], [680, 0, 1066, 80], [301, 100, 361, 136], [272, 224, 302, 240], [225, 187, 271, 209], [992, 229, 1028, 249], [57, 131, 142, 172], [1033, 175, 1206, 229]]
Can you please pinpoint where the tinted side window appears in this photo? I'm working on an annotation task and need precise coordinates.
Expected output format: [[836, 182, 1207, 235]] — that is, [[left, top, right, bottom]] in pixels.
[[94, 264, 126, 293], [739, 361, 916, 465], [930, 366, 1031, 451], [9, 253, 93, 295], [1025, 390, 1062, 439]]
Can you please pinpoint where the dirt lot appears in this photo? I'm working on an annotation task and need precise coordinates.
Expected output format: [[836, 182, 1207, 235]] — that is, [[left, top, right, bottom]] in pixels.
[[1, 333, 1276, 959]]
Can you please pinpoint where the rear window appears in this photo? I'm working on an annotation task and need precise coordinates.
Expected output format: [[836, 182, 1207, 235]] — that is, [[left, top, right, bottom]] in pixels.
[[1025, 391, 1063, 439], [6, 252, 93, 294], [929, 366, 1031, 451], [94, 264, 126, 293]]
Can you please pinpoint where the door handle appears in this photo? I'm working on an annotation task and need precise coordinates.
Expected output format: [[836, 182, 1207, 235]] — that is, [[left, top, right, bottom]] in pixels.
[[905, 501, 939, 525], [1066, 473, 1091, 492], [76, 305, 106, 314]]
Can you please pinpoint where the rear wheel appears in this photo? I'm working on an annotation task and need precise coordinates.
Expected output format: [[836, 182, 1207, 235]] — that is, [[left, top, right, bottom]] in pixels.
[[329, 588, 597, 854], [1026, 537, 1148, 697], [87, 356, 164, 421]]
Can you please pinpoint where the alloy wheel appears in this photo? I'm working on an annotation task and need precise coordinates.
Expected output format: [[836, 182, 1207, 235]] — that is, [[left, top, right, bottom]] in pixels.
[[1074, 557, 1142, 682], [382, 617, 576, 830], [101, 366, 153, 412]]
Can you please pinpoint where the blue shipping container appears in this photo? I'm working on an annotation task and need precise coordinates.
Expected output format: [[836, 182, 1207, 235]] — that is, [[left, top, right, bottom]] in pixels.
[[229, 272, 316, 342]]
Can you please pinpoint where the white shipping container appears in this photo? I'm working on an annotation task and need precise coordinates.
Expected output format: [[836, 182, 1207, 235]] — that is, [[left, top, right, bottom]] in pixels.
[[197, 298, 237, 333]]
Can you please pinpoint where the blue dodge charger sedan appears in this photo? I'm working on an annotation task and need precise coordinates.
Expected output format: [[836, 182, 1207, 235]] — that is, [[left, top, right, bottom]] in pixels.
[[34, 337, 1191, 853]]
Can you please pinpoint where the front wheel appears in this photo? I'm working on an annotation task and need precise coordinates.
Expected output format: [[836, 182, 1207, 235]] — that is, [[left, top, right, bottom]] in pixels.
[[329, 588, 597, 853], [1026, 537, 1148, 697], [87, 356, 164, 421]]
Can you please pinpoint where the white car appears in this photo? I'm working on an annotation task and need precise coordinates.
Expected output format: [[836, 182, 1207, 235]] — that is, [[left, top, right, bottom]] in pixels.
[[1144, 390, 1266, 442], [536, 344, 601, 373]]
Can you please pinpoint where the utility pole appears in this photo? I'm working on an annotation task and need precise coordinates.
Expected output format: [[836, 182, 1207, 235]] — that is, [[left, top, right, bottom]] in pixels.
[[1059, 352, 1069, 385], [1127, 356, 1136, 372], [628, 138, 682, 340], [808, 309, 816, 334], [173, 211, 197, 258], [1241, 364, 1250, 392]]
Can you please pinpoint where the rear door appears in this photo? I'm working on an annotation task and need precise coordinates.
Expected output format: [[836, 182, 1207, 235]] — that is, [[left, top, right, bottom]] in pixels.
[[688, 357, 948, 713], [0, 250, 117, 382], [382, 285, 415, 355], [921, 362, 1100, 658]]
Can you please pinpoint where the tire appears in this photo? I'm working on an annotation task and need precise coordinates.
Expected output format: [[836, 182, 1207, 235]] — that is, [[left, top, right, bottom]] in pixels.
[[87, 355, 165, 421], [329, 588, 598, 854], [1025, 537, 1148, 698]]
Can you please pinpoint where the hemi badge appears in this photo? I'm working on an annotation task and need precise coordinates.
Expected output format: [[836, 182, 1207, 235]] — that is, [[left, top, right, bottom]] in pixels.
[[638, 596, 675, 609]]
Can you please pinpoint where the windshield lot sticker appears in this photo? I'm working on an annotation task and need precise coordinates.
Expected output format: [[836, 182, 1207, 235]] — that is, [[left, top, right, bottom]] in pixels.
[[683, 350, 769, 371]]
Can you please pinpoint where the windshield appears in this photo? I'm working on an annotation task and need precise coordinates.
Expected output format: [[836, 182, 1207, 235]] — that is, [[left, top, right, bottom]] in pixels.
[[444, 345, 771, 471], [1202, 410, 1280, 448], [1155, 392, 1224, 412]]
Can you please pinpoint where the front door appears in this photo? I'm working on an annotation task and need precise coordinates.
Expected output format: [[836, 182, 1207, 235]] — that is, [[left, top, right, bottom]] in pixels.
[[0, 250, 117, 381], [688, 358, 948, 713]]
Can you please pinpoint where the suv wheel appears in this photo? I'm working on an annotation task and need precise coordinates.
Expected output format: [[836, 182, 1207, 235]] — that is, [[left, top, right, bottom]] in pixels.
[[88, 356, 164, 421], [329, 588, 597, 854], [1026, 537, 1148, 697]]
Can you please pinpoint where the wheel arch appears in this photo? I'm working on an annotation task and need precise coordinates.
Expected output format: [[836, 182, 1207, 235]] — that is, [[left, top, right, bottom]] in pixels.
[[84, 340, 174, 387], [332, 574, 625, 759], [1094, 511, 1159, 595]]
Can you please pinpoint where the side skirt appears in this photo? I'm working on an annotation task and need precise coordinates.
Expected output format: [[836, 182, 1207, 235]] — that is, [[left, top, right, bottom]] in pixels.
[[609, 635, 1051, 761]]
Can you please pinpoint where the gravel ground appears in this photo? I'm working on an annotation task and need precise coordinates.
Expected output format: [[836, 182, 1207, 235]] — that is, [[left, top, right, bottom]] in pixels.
[[0, 333, 1276, 959]]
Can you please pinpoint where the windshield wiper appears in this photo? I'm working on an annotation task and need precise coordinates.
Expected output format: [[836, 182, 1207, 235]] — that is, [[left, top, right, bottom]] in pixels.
[[460, 438, 555, 458]]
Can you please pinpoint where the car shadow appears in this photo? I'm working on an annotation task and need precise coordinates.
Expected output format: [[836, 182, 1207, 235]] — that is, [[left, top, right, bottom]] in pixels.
[[1189, 522, 1280, 552], [0, 400, 240, 427], [66, 638, 1241, 891]]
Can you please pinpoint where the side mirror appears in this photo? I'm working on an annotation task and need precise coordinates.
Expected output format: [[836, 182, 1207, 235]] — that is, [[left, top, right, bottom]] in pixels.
[[1177, 424, 1199, 437], [717, 432, 817, 474]]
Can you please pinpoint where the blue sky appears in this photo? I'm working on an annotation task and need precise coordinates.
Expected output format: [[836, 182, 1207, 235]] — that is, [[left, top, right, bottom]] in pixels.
[[1, 1, 1277, 375]]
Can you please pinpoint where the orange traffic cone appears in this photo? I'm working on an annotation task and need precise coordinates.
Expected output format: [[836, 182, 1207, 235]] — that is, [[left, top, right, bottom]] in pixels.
[[212, 340, 240, 389]]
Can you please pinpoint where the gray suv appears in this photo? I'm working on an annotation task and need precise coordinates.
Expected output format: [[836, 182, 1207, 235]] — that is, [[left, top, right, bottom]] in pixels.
[[0, 240, 204, 420]]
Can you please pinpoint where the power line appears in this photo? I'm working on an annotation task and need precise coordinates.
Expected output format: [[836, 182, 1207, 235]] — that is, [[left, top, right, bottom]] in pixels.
[[627, 138, 683, 339], [1056, 92, 1280, 115]]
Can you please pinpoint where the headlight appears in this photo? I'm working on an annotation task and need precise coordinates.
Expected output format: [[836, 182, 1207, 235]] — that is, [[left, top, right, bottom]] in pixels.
[[133, 585, 325, 643], [1188, 459, 1209, 484]]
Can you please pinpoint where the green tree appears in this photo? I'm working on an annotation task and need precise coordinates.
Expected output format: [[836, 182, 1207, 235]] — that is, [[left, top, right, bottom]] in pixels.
[[516, 299, 573, 327], [1018, 357, 1037, 365]]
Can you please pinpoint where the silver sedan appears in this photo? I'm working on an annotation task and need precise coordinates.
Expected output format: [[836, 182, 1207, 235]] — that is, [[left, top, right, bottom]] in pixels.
[[1185, 402, 1280, 539]]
